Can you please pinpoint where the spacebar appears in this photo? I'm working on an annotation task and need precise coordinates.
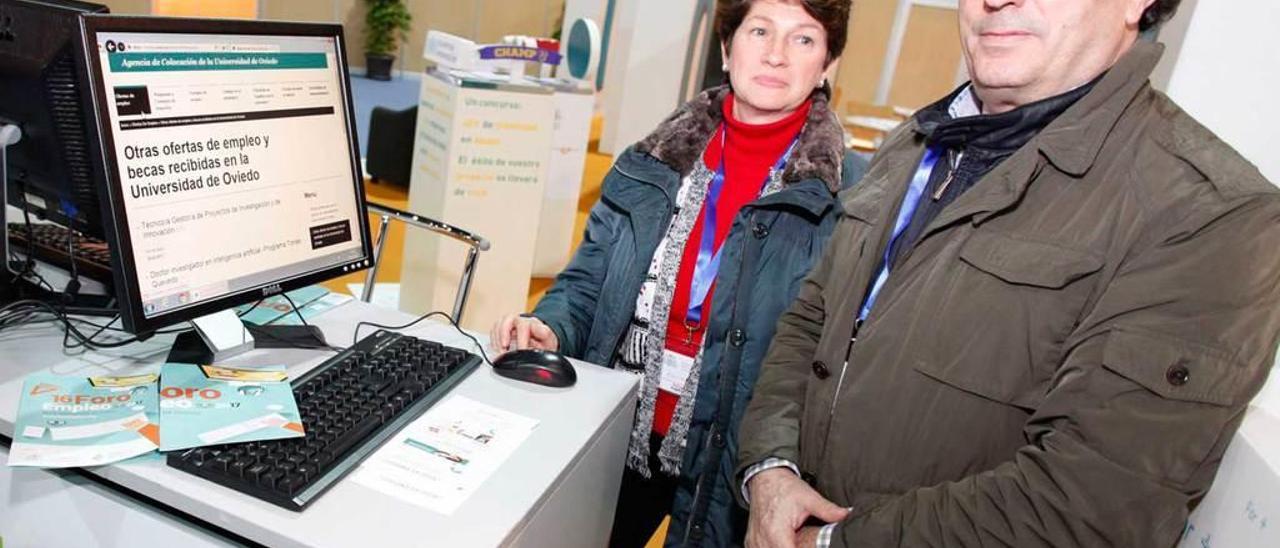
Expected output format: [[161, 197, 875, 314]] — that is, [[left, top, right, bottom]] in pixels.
[[321, 416, 381, 463]]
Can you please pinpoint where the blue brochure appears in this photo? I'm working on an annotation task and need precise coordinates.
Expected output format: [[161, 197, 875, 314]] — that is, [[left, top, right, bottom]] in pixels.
[[8, 371, 160, 468], [159, 363, 304, 451]]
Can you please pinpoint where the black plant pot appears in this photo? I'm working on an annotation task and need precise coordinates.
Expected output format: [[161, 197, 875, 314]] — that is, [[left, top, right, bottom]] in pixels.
[[366, 53, 395, 81]]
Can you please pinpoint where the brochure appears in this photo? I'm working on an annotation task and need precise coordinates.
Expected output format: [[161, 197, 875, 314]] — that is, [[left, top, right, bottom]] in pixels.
[[8, 371, 160, 468], [352, 395, 538, 515], [159, 363, 304, 451]]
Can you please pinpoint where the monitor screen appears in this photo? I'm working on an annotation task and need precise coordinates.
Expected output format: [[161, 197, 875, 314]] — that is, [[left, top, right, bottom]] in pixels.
[[79, 17, 372, 332]]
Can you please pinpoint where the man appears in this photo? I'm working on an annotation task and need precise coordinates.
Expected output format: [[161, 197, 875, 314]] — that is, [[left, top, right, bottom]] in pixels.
[[736, 0, 1280, 546]]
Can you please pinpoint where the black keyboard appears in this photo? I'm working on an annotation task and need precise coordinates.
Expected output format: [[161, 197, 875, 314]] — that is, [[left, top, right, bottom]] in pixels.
[[6, 222, 114, 283], [166, 330, 482, 511]]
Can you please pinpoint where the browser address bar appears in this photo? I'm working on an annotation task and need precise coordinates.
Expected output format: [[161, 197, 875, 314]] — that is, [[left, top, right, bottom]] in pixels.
[[107, 43, 282, 53]]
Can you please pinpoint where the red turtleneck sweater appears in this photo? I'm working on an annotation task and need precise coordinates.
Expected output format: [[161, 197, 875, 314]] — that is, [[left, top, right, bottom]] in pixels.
[[654, 93, 811, 436]]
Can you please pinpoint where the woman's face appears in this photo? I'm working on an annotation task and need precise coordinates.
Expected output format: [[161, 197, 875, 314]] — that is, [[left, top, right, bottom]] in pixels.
[[723, 0, 833, 124]]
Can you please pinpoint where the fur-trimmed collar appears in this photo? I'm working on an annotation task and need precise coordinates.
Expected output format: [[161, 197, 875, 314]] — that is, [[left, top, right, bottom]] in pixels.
[[633, 85, 845, 193]]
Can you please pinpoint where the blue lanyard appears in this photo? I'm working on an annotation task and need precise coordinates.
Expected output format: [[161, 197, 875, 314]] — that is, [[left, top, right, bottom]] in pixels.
[[686, 128, 799, 326], [857, 146, 944, 323]]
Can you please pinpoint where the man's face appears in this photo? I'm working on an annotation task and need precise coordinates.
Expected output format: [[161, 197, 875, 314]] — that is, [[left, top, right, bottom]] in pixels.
[[958, 0, 1153, 111]]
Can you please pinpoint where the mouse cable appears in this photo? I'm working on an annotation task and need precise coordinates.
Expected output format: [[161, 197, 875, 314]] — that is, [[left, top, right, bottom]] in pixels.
[[353, 310, 493, 366]]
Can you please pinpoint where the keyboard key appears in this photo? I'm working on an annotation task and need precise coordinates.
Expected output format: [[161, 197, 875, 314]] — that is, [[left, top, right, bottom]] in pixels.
[[210, 454, 235, 472], [259, 470, 284, 489], [277, 474, 306, 494], [295, 464, 317, 481], [323, 416, 379, 463], [244, 463, 270, 482]]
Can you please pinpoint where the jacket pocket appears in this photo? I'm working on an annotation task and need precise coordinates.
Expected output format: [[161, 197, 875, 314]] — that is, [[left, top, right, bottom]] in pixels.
[[1102, 328, 1251, 406], [1094, 328, 1255, 484], [914, 358, 1049, 410], [959, 229, 1103, 288]]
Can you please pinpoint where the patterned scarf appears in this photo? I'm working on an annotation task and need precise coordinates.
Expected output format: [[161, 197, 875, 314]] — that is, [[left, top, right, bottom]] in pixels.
[[618, 159, 787, 477]]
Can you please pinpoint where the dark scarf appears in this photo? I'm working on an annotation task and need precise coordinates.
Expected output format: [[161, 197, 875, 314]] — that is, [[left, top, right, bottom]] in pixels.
[[885, 78, 1100, 269]]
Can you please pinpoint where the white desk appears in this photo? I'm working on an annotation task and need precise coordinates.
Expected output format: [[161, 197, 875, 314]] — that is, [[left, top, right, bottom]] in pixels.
[[0, 300, 638, 547]]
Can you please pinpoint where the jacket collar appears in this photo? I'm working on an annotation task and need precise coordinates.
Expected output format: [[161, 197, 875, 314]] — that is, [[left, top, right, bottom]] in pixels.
[[1035, 41, 1164, 176], [632, 85, 846, 193], [913, 77, 1098, 156], [754, 178, 839, 219], [839, 126, 919, 224], [841, 40, 1165, 225]]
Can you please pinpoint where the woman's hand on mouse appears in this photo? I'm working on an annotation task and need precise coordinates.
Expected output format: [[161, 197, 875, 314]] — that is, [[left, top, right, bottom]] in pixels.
[[491, 314, 559, 353]]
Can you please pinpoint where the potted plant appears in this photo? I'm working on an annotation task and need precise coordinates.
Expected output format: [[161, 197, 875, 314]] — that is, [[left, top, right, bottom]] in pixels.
[[363, 0, 411, 80]]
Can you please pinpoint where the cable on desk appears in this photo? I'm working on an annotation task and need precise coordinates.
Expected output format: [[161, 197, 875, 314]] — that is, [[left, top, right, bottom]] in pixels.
[[353, 310, 494, 367], [237, 298, 263, 318], [11, 213, 55, 293], [63, 313, 119, 350], [59, 213, 81, 298], [0, 299, 176, 350], [280, 292, 310, 328]]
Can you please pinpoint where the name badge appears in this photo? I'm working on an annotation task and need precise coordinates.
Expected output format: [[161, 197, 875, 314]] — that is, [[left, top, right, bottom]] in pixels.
[[659, 349, 697, 393]]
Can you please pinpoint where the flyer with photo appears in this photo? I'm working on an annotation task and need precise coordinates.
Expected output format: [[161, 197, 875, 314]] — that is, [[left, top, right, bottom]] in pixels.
[[352, 395, 539, 515], [159, 363, 304, 451], [7, 371, 161, 468]]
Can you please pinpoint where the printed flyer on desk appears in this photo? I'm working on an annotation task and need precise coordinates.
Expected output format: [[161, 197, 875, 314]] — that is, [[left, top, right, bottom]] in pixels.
[[352, 395, 538, 515], [159, 363, 304, 451], [8, 371, 160, 468]]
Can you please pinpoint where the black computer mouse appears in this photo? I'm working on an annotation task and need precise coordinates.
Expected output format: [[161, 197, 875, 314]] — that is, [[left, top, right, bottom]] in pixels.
[[490, 349, 577, 387]]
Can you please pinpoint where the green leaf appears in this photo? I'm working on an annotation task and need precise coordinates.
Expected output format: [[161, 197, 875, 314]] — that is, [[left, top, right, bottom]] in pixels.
[[363, 0, 413, 55]]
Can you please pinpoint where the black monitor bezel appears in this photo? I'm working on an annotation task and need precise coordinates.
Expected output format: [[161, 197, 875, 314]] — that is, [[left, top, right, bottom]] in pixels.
[[76, 14, 373, 334]]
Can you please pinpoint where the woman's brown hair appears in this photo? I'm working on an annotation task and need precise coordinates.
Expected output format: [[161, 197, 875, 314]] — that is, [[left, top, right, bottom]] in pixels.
[[716, 0, 852, 65]]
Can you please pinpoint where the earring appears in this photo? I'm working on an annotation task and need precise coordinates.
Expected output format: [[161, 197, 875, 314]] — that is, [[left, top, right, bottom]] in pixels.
[[722, 63, 728, 71], [817, 77, 826, 89]]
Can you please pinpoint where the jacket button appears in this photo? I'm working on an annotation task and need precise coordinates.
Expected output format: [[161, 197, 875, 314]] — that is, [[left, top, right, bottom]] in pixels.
[[1167, 363, 1191, 386], [690, 524, 704, 541], [811, 360, 830, 380], [752, 222, 769, 239], [729, 329, 746, 347], [712, 431, 726, 448]]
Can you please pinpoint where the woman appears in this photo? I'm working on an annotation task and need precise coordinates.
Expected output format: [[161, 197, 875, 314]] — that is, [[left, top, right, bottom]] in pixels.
[[491, 0, 860, 545]]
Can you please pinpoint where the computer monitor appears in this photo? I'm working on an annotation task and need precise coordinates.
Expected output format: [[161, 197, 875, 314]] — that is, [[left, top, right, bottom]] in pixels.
[[0, 0, 109, 238], [76, 15, 374, 348]]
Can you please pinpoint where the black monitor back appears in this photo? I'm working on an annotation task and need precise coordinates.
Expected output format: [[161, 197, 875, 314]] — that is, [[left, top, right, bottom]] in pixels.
[[0, 0, 108, 237]]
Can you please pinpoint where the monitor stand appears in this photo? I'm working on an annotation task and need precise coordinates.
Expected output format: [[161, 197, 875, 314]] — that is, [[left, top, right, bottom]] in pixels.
[[166, 309, 329, 364]]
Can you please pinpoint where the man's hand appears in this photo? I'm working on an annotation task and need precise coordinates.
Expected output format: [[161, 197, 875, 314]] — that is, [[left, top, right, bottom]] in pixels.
[[490, 314, 559, 353], [746, 468, 849, 548]]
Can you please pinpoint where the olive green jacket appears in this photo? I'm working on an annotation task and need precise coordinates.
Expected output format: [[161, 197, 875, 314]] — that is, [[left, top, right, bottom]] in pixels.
[[737, 41, 1280, 547]]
